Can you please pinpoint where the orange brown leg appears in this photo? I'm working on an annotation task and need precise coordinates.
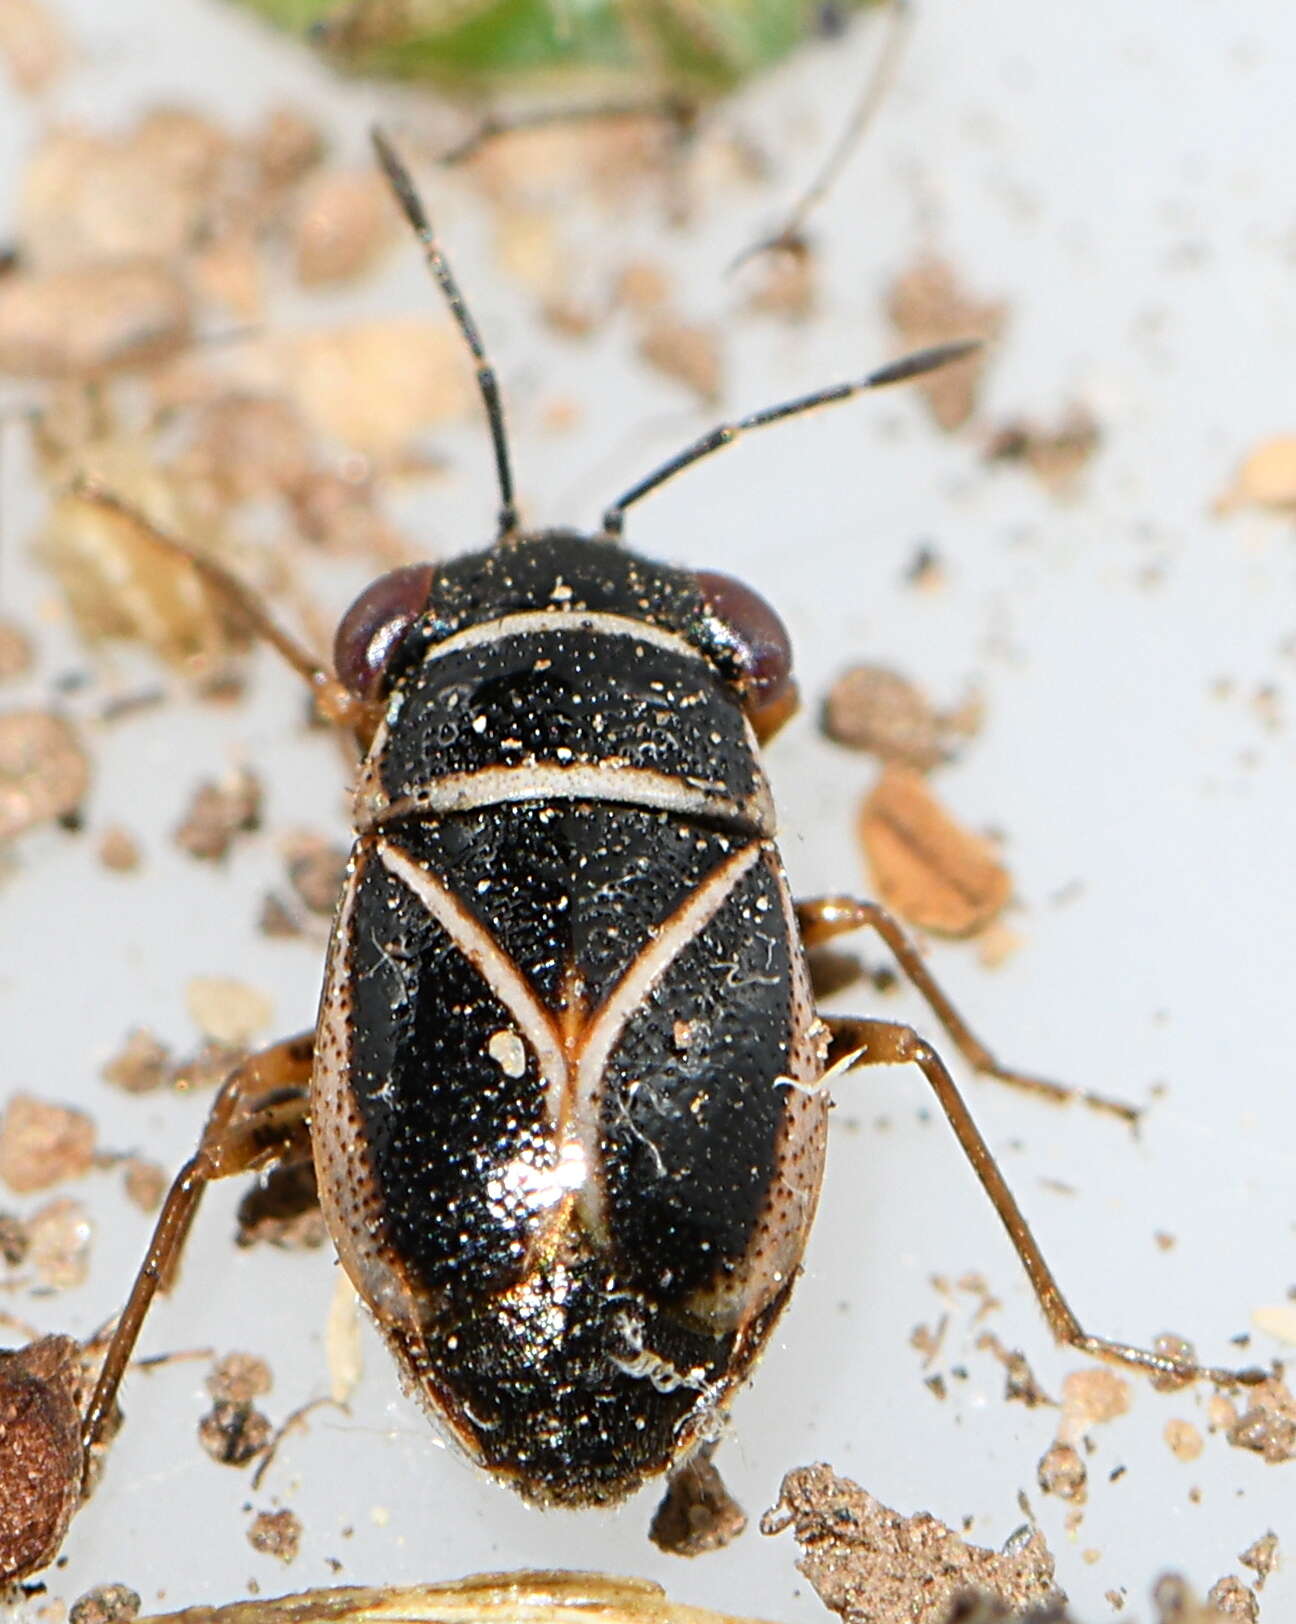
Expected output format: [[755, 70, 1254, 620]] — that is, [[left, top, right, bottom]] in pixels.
[[80, 1032, 315, 1464], [823, 1013, 1266, 1390], [799, 895, 1139, 1125]]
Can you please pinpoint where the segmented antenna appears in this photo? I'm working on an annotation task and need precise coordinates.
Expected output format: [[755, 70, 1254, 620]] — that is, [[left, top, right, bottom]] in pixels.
[[601, 339, 982, 537], [371, 127, 519, 542]]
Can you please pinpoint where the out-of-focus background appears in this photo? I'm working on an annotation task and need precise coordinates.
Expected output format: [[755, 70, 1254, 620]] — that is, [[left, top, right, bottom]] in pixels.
[[1, 1, 1295, 1619]]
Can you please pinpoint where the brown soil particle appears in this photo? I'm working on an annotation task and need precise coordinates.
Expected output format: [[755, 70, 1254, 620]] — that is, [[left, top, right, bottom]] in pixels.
[[859, 766, 1011, 937], [974, 1332, 1053, 1408], [0, 261, 191, 377], [823, 664, 951, 770], [185, 976, 272, 1047], [1036, 1443, 1086, 1505], [284, 833, 348, 916], [0, 711, 90, 843], [984, 407, 1100, 496], [638, 316, 724, 406], [174, 767, 262, 861], [101, 1027, 172, 1095], [649, 1450, 747, 1556], [1204, 1578, 1258, 1623], [121, 1157, 167, 1213], [0, 0, 68, 94], [0, 1212, 29, 1265], [293, 169, 394, 287], [1163, 1418, 1204, 1462], [0, 619, 33, 682], [98, 825, 142, 872], [69, 1585, 142, 1624], [885, 258, 1005, 432], [1225, 1375, 1296, 1463], [0, 1336, 84, 1583], [1215, 434, 1296, 515], [27, 1197, 93, 1288], [247, 1507, 301, 1564], [0, 1094, 96, 1193], [1238, 1532, 1279, 1590], [761, 1463, 1061, 1624], [207, 1352, 272, 1406], [198, 1398, 272, 1467], [1057, 1369, 1131, 1445]]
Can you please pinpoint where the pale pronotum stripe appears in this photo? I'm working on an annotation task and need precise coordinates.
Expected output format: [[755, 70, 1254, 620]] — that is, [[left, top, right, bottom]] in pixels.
[[572, 839, 766, 1242], [397, 608, 713, 668], [367, 762, 775, 834]]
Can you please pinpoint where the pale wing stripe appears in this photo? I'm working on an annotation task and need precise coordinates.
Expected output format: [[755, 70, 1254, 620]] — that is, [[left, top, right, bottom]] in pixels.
[[368, 763, 775, 834], [411, 609, 710, 668], [572, 839, 766, 1241], [375, 840, 569, 1131]]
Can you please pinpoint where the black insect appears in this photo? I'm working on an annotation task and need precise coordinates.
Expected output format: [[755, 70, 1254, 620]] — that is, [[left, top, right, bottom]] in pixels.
[[61, 132, 1262, 1571]]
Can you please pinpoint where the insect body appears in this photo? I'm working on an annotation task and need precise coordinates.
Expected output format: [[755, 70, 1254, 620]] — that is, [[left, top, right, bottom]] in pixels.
[[233, 1, 877, 97], [53, 133, 1264, 1581], [314, 532, 826, 1502]]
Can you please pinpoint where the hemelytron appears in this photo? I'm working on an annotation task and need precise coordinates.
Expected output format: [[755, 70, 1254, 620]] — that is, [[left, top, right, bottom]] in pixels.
[[58, 129, 1265, 1574]]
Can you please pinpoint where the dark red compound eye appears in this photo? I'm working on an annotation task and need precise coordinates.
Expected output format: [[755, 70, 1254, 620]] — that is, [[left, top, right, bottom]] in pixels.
[[694, 569, 798, 738], [333, 563, 437, 700]]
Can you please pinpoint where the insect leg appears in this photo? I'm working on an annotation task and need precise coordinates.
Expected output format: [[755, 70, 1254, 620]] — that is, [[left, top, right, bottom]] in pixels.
[[822, 1013, 1267, 1390], [66, 480, 381, 742], [80, 1032, 315, 1462], [798, 895, 1138, 1124]]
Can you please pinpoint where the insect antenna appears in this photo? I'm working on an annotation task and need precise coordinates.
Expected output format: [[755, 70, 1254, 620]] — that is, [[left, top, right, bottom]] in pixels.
[[600, 338, 980, 537], [371, 127, 520, 542]]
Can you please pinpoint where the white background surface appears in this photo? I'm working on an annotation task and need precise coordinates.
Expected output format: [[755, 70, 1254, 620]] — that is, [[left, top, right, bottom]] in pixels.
[[2, 1, 1296, 1619]]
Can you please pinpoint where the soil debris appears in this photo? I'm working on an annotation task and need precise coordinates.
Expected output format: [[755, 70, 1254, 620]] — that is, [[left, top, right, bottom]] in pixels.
[[858, 765, 1011, 937], [0, 1094, 96, 1194], [1215, 434, 1296, 515], [0, 261, 192, 377], [984, 406, 1100, 496], [0, 0, 67, 94], [198, 1397, 272, 1467], [1057, 1368, 1131, 1445], [0, 1336, 84, 1583], [185, 976, 273, 1047], [101, 1027, 172, 1095], [0, 711, 90, 844], [638, 317, 724, 406], [69, 1585, 142, 1624], [0, 1213, 29, 1266], [885, 258, 1005, 432], [293, 169, 394, 287], [174, 767, 262, 861], [1163, 1418, 1203, 1462], [1224, 1376, 1296, 1464], [98, 825, 142, 872], [0, 620, 34, 683], [283, 832, 348, 916], [121, 1157, 167, 1213], [1036, 1443, 1086, 1505], [247, 1507, 302, 1564], [975, 1332, 1053, 1408], [1204, 1578, 1258, 1623], [207, 1352, 272, 1407], [649, 1449, 747, 1557], [823, 664, 952, 770], [762, 1463, 1061, 1624], [1238, 1532, 1279, 1590], [27, 1197, 93, 1289]]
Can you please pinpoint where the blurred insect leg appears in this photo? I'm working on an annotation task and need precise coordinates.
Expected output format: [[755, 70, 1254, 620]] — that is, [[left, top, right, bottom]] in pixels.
[[729, 0, 913, 271], [437, 95, 697, 168], [823, 1014, 1266, 1389], [799, 895, 1138, 1124], [80, 1032, 315, 1461], [67, 481, 381, 743]]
